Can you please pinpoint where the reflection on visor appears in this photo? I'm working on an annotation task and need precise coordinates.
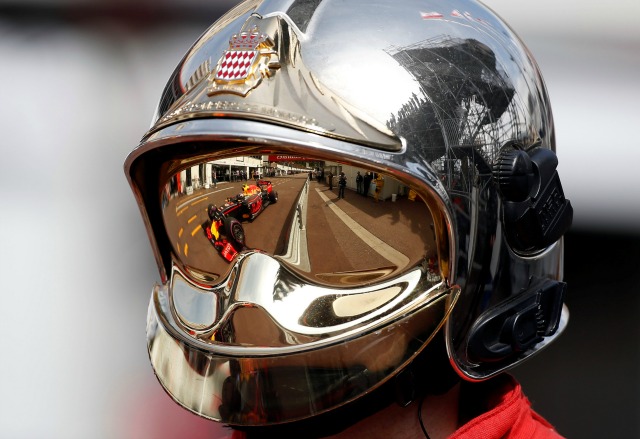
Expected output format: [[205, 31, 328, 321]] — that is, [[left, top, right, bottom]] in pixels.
[[146, 150, 456, 425], [161, 154, 438, 287]]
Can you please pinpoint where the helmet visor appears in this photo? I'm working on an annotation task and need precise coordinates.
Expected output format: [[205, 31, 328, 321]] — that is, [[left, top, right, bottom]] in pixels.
[[127, 122, 458, 426], [161, 153, 438, 287]]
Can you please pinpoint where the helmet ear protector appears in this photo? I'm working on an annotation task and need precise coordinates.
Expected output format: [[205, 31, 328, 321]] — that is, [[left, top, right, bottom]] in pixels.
[[467, 143, 572, 363], [494, 143, 573, 253], [468, 276, 566, 362]]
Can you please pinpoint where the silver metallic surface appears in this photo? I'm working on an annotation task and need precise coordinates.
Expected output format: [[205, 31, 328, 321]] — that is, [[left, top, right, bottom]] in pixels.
[[168, 251, 442, 352], [149, 269, 459, 423], [126, 0, 567, 425]]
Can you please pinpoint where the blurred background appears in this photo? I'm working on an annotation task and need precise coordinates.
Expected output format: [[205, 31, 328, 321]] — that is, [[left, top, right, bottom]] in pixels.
[[0, 0, 637, 438]]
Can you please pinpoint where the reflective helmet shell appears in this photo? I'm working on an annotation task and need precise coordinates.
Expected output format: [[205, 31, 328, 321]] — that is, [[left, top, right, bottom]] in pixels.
[[126, 0, 570, 426]]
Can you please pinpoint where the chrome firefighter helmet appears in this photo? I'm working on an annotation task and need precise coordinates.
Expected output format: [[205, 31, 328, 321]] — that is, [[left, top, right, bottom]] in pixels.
[[125, 0, 572, 427]]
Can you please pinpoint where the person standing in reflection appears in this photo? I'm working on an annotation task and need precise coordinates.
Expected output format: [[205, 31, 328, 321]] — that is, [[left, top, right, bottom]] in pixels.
[[212, 169, 217, 188], [328, 171, 334, 191], [363, 171, 373, 197], [374, 173, 385, 202], [338, 172, 347, 199], [356, 171, 363, 195]]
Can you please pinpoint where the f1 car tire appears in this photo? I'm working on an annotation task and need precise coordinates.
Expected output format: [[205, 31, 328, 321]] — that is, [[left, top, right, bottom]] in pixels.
[[224, 217, 246, 249], [269, 191, 278, 203]]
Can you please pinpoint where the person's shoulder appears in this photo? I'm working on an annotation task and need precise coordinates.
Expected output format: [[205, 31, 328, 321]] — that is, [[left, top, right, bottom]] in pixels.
[[452, 375, 565, 439]]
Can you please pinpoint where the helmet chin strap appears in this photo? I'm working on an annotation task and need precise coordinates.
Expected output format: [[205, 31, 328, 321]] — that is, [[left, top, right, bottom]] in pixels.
[[418, 397, 433, 439], [399, 332, 459, 439]]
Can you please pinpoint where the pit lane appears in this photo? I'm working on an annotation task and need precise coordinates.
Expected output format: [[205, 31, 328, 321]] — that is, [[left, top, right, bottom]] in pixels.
[[162, 174, 436, 285]]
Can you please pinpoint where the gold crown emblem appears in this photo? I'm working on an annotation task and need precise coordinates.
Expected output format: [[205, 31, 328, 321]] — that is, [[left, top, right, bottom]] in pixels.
[[228, 28, 268, 51]]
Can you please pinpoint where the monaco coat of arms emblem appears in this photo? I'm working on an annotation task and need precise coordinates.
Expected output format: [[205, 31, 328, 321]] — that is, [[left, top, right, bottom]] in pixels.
[[208, 26, 281, 97]]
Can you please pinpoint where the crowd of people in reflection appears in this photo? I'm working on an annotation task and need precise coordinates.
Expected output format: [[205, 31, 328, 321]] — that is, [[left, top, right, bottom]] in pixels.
[[312, 168, 391, 202]]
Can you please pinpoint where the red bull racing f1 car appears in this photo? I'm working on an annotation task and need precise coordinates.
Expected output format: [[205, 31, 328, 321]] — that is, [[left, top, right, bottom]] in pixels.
[[204, 180, 278, 261]]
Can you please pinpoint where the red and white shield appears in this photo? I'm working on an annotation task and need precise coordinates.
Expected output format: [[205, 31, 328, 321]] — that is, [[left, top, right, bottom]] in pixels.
[[208, 26, 280, 96], [215, 50, 258, 81]]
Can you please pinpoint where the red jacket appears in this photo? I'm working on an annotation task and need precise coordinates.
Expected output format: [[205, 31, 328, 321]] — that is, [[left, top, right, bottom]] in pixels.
[[450, 375, 564, 439]]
